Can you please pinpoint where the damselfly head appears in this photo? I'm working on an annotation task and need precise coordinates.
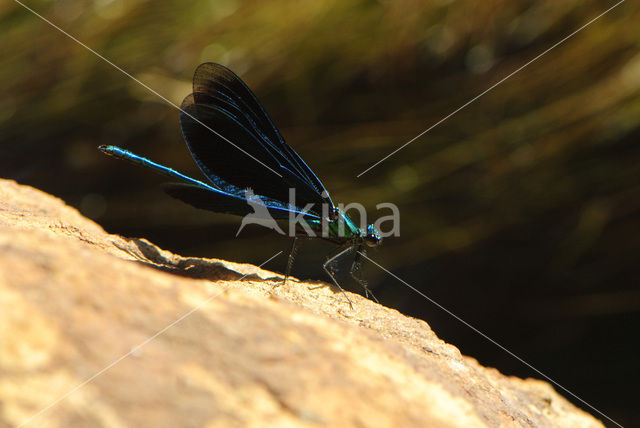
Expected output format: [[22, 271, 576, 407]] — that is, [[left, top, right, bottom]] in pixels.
[[364, 224, 382, 247]]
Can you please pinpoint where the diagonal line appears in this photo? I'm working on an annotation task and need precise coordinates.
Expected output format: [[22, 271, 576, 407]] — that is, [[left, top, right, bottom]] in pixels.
[[13, 0, 282, 179], [356, 0, 625, 177], [358, 251, 624, 427], [16, 251, 283, 428]]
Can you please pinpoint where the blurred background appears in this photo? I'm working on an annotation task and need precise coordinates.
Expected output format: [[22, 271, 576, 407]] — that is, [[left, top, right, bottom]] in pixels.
[[1, 0, 638, 425]]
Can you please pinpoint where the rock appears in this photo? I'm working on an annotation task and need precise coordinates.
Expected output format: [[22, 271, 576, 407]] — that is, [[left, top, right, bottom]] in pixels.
[[0, 179, 604, 428]]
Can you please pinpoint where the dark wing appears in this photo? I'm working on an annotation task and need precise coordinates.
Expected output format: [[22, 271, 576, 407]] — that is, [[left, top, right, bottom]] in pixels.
[[192, 63, 325, 192], [163, 183, 321, 221], [180, 62, 334, 215]]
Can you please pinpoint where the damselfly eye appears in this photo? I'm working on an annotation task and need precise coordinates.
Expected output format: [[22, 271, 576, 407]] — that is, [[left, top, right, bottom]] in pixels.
[[365, 224, 382, 247]]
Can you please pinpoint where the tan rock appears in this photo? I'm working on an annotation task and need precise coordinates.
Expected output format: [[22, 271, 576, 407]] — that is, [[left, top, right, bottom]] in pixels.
[[0, 179, 604, 428]]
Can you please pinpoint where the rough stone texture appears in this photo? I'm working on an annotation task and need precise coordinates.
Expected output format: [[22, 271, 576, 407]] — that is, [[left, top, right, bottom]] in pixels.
[[0, 178, 604, 428]]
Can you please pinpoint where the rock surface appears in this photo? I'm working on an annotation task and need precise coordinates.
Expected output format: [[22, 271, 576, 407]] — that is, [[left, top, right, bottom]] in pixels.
[[0, 179, 604, 428]]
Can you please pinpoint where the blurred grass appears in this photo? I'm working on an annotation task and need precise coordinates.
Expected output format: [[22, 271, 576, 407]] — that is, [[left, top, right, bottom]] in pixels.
[[1, 1, 639, 425]]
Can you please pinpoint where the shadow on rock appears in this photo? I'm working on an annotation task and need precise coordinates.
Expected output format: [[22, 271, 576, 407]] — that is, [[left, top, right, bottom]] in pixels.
[[114, 237, 278, 282]]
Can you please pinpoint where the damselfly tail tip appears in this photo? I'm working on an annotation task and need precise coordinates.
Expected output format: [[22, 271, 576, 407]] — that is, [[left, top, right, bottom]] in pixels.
[[98, 145, 122, 157]]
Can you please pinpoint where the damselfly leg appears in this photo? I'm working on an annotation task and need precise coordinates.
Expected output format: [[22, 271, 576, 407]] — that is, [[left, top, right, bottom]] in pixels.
[[322, 244, 355, 309], [280, 236, 299, 287], [350, 247, 379, 303]]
